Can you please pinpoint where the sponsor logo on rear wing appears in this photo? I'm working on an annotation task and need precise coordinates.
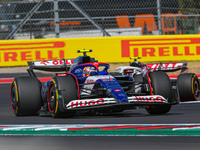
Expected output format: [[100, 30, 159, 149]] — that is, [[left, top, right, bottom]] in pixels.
[[66, 95, 167, 109], [28, 59, 74, 67], [147, 62, 188, 72]]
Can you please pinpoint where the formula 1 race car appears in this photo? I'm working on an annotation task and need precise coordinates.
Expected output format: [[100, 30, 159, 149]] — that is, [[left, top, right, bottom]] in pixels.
[[116, 57, 200, 102], [11, 50, 180, 118]]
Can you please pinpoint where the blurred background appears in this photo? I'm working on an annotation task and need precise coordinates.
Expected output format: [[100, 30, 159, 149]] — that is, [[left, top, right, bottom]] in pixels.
[[0, 0, 199, 40]]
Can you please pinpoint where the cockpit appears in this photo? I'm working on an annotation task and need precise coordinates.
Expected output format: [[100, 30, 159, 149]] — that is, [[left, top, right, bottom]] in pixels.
[[71, 63, 109, 78]]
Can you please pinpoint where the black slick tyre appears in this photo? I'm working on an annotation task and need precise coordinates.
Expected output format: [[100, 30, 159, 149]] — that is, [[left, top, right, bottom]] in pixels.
[[177, 73, 199, 101], [11, 77, 42, 116], [146, 71, 172, 114], [47, 76, 78, 118]]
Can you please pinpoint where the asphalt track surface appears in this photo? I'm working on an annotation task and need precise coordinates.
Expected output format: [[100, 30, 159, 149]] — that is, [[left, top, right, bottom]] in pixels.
[[0, 73, 200, 150]]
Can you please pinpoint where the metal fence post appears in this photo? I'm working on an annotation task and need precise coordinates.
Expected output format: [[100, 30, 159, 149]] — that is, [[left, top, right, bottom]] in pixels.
[[54, 0, 60, 38], [68, 0, 110, 37], [157, 0, 162, 35], [5, 0, 44, 40]]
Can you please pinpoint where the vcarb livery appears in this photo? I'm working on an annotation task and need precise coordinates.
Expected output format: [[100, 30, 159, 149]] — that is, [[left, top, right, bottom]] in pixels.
[[11, 50, 188, 118], [81, 75, 115, 95], [67, 95, 167, 109]]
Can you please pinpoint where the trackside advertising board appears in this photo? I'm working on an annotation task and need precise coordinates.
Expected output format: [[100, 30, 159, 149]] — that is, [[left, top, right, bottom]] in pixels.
[[0, 34, 200, 67]]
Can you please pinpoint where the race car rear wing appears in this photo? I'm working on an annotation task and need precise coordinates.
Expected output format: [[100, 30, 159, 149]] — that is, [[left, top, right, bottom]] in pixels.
[[129, 57, 188, 73], [28, 59, 74, 72], [147, 62, 188, 73]]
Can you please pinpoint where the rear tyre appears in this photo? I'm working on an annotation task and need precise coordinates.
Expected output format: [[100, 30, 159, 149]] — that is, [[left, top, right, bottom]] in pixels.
[[146, 71, 172, 114], [177, 73, 199, 101], [11, 77, 42, 116], [47, 76, 78, 118]]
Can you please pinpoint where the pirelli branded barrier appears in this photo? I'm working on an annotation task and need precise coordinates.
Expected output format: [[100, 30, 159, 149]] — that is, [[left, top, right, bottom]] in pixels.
[[0, 34, 200, 67]]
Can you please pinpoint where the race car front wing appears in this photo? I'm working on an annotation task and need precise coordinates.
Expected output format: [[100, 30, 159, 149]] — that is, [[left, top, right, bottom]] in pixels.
[[65, 95, 171, 110]]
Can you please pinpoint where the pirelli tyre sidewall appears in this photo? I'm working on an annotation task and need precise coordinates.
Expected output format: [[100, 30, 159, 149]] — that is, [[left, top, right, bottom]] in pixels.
[[177, 73, 199, 101], [11, 80, 19, 116], [47, 76, 78, 118], [11, 77, 42, 116], [146, 71, 172, 114]]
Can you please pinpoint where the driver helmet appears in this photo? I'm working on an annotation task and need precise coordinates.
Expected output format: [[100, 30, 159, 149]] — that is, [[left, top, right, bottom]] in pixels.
[[130, 61, 143, 68], [83, 67, 97, 77]]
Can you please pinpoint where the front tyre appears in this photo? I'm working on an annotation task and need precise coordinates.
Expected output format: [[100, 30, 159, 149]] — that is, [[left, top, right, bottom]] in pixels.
[[11, 77, 42, 116], [47, 76, 78, 118], [146, 71, 172, 114], [177, 73, 199, 101]]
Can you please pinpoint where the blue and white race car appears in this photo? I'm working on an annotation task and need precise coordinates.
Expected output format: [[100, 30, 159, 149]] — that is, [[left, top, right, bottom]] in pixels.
[[11, 50, 179, 118]]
